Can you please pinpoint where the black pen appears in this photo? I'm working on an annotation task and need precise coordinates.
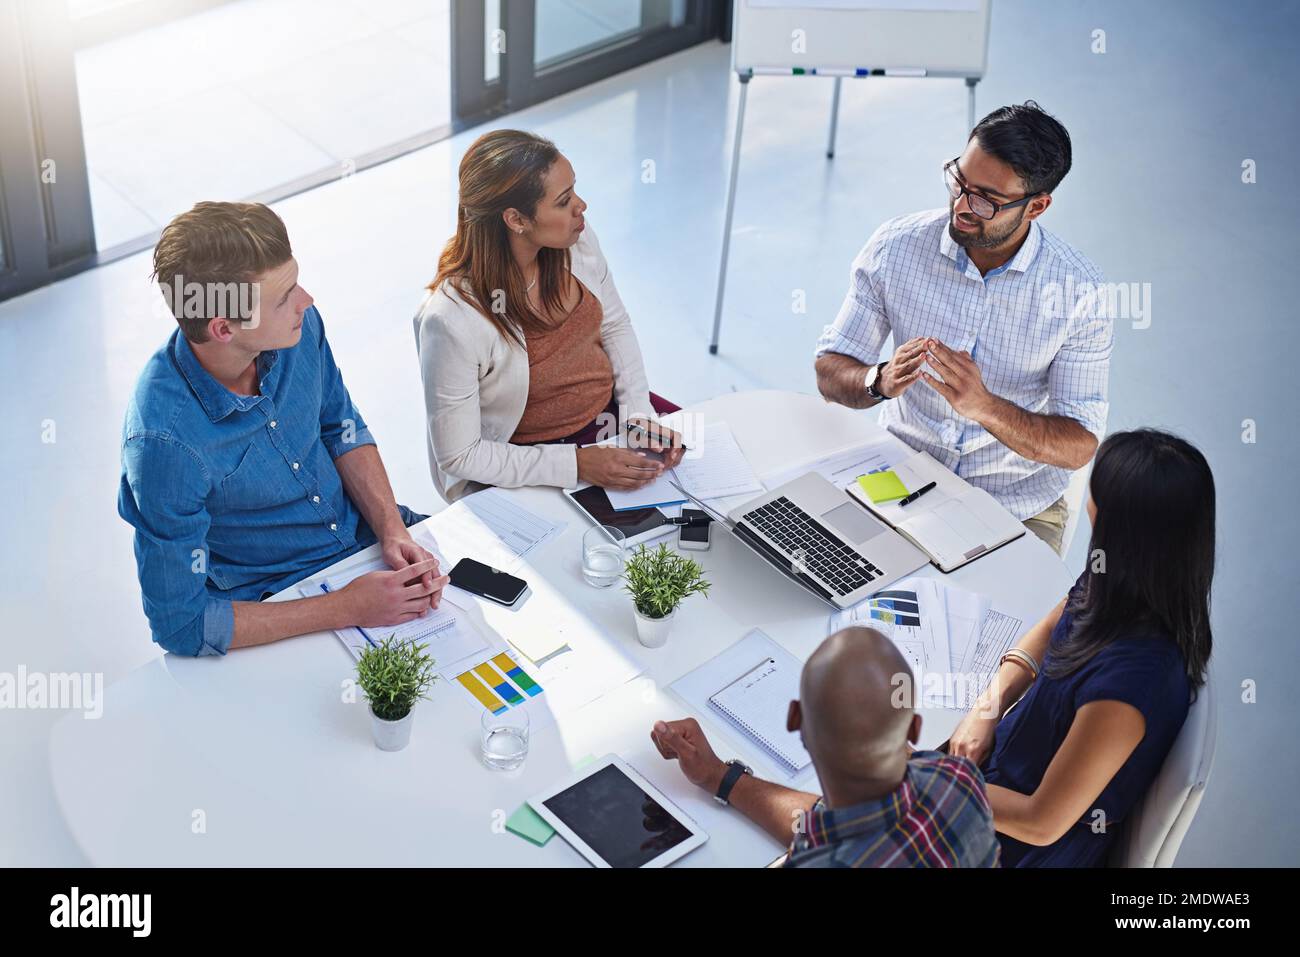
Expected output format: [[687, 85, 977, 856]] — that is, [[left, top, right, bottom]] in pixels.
[[625, 421, 689, 452], [667, 514, 711, 527], [898, 481, 937, 507]]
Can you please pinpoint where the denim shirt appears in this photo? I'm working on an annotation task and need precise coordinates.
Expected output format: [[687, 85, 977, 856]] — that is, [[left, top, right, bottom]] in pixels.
[[118, 306, 377, 656]]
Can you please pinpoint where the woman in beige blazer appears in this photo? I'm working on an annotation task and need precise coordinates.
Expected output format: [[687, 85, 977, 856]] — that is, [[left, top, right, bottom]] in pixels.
[[415, 130, 682, 502]]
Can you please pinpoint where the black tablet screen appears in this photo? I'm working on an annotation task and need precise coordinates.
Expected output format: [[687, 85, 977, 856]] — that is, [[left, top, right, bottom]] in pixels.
[[543, 763, 693, 868], [570, 485, 668, 539]]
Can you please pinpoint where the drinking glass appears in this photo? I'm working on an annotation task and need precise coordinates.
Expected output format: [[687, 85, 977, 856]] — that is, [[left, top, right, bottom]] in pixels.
[[582, 525, 626, 588]]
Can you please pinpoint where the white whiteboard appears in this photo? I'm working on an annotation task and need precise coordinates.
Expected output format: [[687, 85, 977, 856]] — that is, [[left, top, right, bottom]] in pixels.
[[733, 0, 991, 77]]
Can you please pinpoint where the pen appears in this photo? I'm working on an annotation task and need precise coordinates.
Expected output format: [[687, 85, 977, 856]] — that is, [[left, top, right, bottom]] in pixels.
[[667, 514, 711, 527], [898, 481, 937, 507], [319, 581, 377, 647], [625, 421, 689, 452]]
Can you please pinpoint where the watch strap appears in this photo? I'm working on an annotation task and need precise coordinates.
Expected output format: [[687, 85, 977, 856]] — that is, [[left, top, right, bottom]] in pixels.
[[715, 760, 750, 805], [867, 361, 891, 400]]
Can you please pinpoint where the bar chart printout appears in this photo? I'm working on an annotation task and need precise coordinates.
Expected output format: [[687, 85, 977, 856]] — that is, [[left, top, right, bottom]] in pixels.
[[454, 654, 545, 715]]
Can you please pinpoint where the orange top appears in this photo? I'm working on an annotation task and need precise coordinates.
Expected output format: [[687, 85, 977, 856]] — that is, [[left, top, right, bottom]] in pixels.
[[510, 280, 614, 443]]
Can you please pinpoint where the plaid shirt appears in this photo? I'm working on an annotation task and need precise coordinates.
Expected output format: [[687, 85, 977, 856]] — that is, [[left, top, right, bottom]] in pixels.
[[815, 208, 1112, 520], [784, 751, 1000, 868]]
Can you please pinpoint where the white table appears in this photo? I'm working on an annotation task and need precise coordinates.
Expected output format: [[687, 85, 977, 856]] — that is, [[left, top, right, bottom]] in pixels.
[[49, 390, 1073, 867]]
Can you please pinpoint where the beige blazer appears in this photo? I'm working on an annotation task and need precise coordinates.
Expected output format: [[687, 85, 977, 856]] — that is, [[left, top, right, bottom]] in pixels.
[[414, 224, 654, 502]]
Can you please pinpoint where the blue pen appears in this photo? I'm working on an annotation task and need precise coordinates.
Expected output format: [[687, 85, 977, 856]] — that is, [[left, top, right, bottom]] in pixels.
[[319, 581, 377, 648]]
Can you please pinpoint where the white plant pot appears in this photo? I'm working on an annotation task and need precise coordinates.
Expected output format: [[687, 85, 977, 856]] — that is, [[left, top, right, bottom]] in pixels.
[[370, 705, 415, 751], [634, 606, 676, 648]]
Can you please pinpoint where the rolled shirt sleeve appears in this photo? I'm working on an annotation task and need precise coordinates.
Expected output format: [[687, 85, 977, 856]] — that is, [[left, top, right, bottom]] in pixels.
[[313, 309, 376, 458], [814, 225, 893, 365], [118, 433, 233, 656], [1047, 276, 1113, 440]]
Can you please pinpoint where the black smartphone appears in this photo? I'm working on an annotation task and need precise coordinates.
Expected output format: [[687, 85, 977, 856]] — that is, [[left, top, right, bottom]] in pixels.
[[678, 508, 712, 551], [448, 558, 528, 607]]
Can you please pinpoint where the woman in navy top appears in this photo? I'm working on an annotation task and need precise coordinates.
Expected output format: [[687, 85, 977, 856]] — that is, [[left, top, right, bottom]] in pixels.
[[948, 429, 1215, 866]]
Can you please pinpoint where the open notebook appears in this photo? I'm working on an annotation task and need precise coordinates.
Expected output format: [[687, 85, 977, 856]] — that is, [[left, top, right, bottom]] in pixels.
[[847, 450, 1025, 572]]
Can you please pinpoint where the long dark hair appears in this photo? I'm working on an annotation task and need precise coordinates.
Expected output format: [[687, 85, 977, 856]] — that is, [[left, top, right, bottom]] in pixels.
[[1047, 429, 1214, 696], [430, 129, 571, 346]]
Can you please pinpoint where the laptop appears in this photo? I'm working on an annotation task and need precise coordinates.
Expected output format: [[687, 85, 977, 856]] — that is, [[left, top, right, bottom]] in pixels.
[[670, 473, 928, 610]]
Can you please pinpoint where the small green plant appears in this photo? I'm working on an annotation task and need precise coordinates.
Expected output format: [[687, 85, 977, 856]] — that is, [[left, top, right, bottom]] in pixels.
[[356, 637, 437, 721], [622, 542, 710, 620]]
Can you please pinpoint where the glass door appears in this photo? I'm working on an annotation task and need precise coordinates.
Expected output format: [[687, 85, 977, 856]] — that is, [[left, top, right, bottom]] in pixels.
[[454, 0, 718, 125], [0, 0, 97, 300], [69, 0, 455, 254]]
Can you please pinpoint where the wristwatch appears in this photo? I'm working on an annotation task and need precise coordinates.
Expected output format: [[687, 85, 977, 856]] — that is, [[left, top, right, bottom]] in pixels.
[[714, 759, 753, 806], [864, 360, 892, 400]]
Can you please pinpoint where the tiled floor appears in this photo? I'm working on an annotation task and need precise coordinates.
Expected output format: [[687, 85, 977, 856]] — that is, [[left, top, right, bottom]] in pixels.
[[76, 0, 648, 250], [76, 0, 451, 249], [3, 0, 1298, 866]]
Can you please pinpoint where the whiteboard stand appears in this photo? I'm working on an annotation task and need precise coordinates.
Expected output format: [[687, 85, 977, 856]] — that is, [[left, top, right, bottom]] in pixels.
[[826, 76, 843, 159], [708, 72, 981, 356], [709, 71, 751, 356], [827, 74, 976, 161]]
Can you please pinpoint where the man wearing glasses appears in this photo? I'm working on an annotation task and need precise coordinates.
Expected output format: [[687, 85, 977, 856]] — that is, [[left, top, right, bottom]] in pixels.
[[814, 101, 1111, 555]]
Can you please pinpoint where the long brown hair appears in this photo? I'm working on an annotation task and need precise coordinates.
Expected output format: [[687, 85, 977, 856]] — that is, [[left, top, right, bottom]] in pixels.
[[430, 129, 571, 346]]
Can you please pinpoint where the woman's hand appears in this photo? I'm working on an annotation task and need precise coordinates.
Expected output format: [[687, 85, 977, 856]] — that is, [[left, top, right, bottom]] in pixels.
[[946, 703, 1001, 767], [627, 417, 685, 469], [576, 445, 664, 490]]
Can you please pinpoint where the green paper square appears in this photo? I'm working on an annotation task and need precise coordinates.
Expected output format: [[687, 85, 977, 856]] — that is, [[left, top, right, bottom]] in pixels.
[[857, 470, 909, 504], [506, 803, 555, 846]]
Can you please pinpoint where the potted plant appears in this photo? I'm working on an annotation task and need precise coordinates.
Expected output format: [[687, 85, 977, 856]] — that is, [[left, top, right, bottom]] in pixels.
[[622, 542, 710, 648], [355, 637, 437, 752]]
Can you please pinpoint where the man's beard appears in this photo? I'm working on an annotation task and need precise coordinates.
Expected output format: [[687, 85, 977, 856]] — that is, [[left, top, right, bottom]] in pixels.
[[948, 202, 1025, 250]]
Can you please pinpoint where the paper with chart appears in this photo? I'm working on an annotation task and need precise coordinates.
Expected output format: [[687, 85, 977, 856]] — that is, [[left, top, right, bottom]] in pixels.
[[433, 487, 565, 572], [828, 577, 952, 708], [761, 434, 911, 492], [303, 555, 489, 665], [950, 606, 1023, 710], [828, 577, 1024, 710], [606, 421, 763, 510]]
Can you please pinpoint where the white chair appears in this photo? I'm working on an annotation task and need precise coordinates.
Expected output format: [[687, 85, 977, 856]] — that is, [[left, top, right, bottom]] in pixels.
[[1111, 667, 1218, 867], [1059, 462, 1092, 556]]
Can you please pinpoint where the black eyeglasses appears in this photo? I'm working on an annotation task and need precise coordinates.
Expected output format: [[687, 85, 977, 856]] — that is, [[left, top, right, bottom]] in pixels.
[[943, 158, 1039, 220]]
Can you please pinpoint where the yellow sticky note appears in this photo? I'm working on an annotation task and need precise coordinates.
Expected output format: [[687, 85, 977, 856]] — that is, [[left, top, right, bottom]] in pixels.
[[858, 470, 909, 504]]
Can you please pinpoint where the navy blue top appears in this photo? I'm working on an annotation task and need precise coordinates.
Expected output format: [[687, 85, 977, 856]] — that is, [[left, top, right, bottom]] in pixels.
[[982, 576, 1191, 866]]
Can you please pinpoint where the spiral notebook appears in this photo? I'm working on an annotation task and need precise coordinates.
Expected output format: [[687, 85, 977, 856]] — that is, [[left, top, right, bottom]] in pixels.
[[708, 656, 812, 777], [666, 628, 813, 780]]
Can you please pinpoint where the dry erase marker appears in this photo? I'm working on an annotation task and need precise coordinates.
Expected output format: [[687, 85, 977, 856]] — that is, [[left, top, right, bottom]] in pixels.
[[898, 481, 937, 507]]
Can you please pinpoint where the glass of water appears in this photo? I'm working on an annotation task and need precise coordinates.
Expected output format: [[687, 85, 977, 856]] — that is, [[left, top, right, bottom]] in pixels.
[[481, 706, 529, 771], [582, 524, 626, 587]]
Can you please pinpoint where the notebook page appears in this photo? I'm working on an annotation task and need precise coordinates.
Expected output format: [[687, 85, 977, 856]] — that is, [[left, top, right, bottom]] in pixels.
[[709, 658, 812, 775], [672, 421, 763, 500]]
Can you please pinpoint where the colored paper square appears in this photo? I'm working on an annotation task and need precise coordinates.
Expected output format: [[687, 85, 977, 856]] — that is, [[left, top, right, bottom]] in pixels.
[[858, 470, 909, 504], [506, 804, 555, 846]]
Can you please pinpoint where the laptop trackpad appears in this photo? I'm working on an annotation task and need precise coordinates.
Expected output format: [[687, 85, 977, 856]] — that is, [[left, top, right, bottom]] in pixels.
[[821, 501, 885, 545]]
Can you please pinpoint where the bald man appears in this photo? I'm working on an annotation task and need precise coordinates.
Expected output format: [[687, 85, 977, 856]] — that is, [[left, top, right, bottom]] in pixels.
[[651, 627, 999, 867]]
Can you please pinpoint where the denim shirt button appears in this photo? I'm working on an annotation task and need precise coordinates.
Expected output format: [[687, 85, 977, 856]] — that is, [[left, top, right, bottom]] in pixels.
[[329, 523, 337, 531], [311, 495, 320, 504], [292, 462, 300, 470], [269, 420, 277, 428]]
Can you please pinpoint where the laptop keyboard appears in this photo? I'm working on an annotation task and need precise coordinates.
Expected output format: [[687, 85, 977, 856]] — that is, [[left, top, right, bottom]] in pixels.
[[742, 496, 881, 596]]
